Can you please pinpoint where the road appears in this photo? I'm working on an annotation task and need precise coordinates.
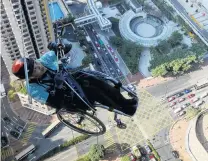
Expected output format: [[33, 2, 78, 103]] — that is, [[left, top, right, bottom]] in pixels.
[[150, 127, 177, 161], [84, 25, 128, 85], [169, 0, 208, 43], [25, 124, 82, 161], [147, 64, 208, 98], [1, 97, 26, 138]]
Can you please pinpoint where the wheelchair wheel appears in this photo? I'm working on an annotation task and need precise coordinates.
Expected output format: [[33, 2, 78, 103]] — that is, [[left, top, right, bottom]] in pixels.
[[57, 108, 106, 136]]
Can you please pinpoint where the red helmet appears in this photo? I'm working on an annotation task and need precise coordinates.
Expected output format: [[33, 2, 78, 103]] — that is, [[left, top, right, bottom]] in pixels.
[[12, 58, 34, 79]]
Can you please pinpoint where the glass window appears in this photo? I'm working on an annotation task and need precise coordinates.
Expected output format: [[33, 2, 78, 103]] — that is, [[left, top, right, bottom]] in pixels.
[[27, 1, 32, 5], [31, 16, 36, 20], [28, 6, 34, 10], [13, 5, 19, 9], [11, 0, 19, 3], [32, 21, 37, 25], [30, 11, 35, 15], [14, 10, 19, 14], [34, 25, 38, 29]]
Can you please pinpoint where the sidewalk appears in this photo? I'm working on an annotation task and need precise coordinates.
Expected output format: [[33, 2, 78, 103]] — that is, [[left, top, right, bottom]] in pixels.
[[169, 119, 192, 161]]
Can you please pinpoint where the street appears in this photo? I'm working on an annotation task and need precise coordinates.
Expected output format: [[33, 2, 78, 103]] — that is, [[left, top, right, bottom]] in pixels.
[[169, 0, 208, 43], [84, 25, 128, 85]]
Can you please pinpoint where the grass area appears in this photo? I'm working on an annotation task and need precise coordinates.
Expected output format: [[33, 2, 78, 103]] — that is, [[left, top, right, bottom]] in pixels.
[[185, 108, 201, 120], [121, 155, 130, 161], [108, 17, 121, 37], [76, 154, 90, 161]]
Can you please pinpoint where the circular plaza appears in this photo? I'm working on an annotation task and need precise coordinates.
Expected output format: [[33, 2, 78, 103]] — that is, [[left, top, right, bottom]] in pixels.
[[119, 10, 172, 47]]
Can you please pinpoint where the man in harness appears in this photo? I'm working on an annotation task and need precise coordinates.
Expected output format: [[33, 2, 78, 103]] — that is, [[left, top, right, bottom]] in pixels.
[[11, 42, 138, 118]]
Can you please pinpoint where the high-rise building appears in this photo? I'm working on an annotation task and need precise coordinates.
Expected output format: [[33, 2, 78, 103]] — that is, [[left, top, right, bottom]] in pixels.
[[1, 0, 54, 76]]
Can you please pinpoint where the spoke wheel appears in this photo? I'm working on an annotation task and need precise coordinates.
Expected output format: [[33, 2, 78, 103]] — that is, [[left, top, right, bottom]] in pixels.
[[57, 108, 106, 136]]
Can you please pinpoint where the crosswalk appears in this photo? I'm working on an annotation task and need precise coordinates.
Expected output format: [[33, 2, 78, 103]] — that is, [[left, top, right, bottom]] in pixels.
[[1, 147, 13, 161], [20, 123, 36, 143], [103, 130, 117, 153]]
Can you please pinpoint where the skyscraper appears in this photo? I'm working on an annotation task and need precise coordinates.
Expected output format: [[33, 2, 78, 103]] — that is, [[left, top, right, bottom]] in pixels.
[[1, 0, 54, 76]]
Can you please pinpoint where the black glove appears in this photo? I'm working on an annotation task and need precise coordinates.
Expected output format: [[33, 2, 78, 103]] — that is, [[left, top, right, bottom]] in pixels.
[[48, 41, 72, 56]]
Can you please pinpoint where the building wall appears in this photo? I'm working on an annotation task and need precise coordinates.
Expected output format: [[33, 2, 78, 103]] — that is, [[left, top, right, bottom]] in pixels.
[[1, 0, 54, 77], [17, 93, 56, 115]]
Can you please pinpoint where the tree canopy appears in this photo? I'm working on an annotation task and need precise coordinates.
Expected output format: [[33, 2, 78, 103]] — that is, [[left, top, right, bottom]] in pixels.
[[88, 144, 105, 161], [110, 36, 143, 74], [168, 31, 183, 48]]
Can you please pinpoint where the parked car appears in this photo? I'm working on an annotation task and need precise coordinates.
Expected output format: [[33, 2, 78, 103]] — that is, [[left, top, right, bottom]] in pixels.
[[149, 154, 157, 161], [178, 111, 186, 117], [178, 98, 185, 103], [3, 117, 11, 124], [132, 146, 141, 158], [188, 93, 195, 98], [174, 107, 183, 114], [182, 103, 190, 108], [128, 153, 137, 161], [191, 97, 199, 103], [15, 126, 23, 132], [139, 147, 146, 155], [144, 145, 151, 154], [141, 156, 146, 161], [10, 131, 19, 139], [195, 100, 204, 108], [1, 136, 8, 147], [176, 92, 184, 97], [184, 89, 191, 94], [200, 92, 208, 98], [172, 151, 179, 158], [169, 102, 176, 107], [168, 97, 175, 102]]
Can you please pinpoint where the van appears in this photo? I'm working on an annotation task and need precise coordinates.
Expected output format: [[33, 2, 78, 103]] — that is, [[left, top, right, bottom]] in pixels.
[[174, 107, 182, 114], [200, 92, 208, 98]]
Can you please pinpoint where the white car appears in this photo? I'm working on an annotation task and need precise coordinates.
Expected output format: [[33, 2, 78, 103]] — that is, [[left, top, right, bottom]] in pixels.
[[195, 100, 204, 107], [201, 92, 208, 98], [128, 84, 136, 91], [178, 111, 186, 117], [144, 145, 151, 154]]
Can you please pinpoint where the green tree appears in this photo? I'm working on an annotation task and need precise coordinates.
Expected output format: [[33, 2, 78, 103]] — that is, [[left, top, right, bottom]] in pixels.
[[168, 31, 183, 47], [151, 64, 168, 77], [156, 40, 171, 54], [8, 90, 16, 101], [109, 36, 123, 47], [82, 55, 93, 67], [88, 144, 105, 161]]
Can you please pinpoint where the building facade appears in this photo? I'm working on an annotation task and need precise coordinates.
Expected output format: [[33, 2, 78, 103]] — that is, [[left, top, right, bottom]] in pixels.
[[17, 93, 56, 115], [1, 0, 54, 76]]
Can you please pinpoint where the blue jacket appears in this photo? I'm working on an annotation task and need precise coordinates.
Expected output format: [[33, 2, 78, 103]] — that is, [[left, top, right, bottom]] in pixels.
[[28, 51, 70, 104]]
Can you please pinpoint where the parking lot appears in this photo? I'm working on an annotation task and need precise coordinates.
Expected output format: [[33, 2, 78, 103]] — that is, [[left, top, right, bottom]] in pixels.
[[166, 86, 208, 120]]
